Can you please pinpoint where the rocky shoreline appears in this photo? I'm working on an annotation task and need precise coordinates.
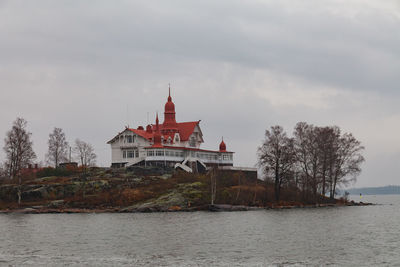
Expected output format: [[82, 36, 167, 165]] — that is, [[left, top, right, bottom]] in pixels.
[[0, 201, 374, 214], [0, 169, 375, 215]]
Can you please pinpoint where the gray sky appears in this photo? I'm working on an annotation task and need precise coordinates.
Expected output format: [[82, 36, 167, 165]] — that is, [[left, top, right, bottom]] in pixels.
[[1, 0, 399, 187]]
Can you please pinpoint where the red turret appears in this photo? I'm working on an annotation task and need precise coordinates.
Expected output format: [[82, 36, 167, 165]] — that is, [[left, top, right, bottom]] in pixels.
[[219, 137, 227, 152], [162, 86, 179, 134], [152, 113, 163, 148]]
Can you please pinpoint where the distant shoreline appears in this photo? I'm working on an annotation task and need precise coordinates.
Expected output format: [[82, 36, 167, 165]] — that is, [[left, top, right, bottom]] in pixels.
[[344, 185, 400, 195]]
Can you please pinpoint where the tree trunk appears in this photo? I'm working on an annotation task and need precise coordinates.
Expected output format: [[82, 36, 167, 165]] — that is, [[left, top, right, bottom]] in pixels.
[[332, 179, 337, 199], [17, 187, 21, 205], [274, 163, 280, 202], [17, 176, 22, 205], [210, 170, 217, 205], [312, 175, 317, 203]]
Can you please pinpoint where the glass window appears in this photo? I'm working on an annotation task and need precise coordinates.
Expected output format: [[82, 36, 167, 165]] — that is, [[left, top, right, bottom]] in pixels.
[[123, 150, 127, 159], [147, 150, 154, 156], [135, 149, 139, 157], [128, 150, 135, 158], [156, 150, 164, 156], [189, 136, 196, 147]]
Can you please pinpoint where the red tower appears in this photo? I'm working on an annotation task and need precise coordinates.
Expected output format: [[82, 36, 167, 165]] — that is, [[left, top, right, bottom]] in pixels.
[[219, 137, 227, 152], [162, 86, 179, 134]]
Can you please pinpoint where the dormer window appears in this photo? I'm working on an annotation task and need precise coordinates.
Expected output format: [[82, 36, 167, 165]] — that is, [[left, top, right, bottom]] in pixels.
[[126, 135, 134, 143], [189, 136, 196, 147], [167, 136, 172, 144]]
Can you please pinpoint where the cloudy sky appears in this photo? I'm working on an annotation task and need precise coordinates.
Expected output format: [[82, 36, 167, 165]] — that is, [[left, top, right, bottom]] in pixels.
[[1, 0, 399, 187]]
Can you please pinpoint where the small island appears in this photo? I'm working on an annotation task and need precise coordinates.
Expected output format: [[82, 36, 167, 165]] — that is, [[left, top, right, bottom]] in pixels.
[[0, 165, 371, 214], [0, 91, 368, 213]]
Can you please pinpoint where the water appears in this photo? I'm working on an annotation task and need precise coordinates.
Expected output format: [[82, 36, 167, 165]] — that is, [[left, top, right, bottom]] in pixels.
[[0, 195, 399, 266]]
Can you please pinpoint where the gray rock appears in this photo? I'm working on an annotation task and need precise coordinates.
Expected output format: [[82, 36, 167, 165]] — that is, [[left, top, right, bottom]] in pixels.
[[47, 200, 64, 208]]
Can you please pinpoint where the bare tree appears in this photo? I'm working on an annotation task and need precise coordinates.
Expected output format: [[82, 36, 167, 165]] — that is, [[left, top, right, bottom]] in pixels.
[[293, 122, 324, 202], [260, 122, 365, 203], [258, 126, 295, 202], [328, 133, 364, 199], [315, 126, 340, 196], [73, 139, 97, 168], [3, 117, 36, 204], [3, 118, 36, 178], [46, 127, 68, 168], [293, 122, 311, 199]]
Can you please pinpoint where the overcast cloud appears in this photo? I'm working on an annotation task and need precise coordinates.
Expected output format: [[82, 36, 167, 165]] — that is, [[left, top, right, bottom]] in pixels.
[[1, 0, 399, 187]]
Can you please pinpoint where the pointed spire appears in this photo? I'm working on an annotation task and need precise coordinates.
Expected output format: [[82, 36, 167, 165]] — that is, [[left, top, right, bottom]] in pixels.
[[163, 84, 178, 133], [152, 112, 163, 147], [156, 112, 159, 130], [219, 136, 226, 152]]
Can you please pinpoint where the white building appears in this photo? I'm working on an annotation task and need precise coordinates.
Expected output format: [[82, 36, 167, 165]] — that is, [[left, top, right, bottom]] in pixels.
[[107, 89, 234, 172]]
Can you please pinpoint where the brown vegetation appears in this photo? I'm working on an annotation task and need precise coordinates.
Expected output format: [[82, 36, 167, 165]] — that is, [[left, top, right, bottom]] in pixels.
[[0, 165, 355, 213]]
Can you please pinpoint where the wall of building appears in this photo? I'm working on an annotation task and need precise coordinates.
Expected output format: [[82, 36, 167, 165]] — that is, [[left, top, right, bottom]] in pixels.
[[110, 129, 150, 166]]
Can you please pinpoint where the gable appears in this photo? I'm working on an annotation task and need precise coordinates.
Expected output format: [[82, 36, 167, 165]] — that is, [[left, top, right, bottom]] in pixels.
[[107, 128, 147, 144], [176, 121, 200, 141]]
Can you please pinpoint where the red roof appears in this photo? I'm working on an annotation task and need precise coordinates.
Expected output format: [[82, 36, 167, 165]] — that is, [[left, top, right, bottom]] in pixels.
[[175, 121, 199, 141], [127, 121, 200, 142], [128, 128, 153, 140], [219, 139, 227, 152]]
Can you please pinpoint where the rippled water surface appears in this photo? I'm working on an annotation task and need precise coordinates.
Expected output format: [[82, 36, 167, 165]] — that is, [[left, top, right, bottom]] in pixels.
[[0, 195, 399, 266]]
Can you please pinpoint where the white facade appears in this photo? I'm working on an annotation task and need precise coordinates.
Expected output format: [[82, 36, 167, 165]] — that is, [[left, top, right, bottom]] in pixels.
[[107, 91, 234, 171], [109, 129, 149, 166], [108, 126, 234, 170]]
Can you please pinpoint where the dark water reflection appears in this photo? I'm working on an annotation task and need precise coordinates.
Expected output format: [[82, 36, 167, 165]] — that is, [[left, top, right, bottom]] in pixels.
[[0, 195, 399, 266]]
